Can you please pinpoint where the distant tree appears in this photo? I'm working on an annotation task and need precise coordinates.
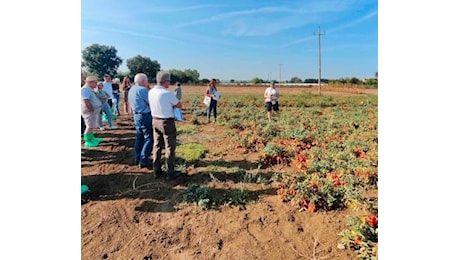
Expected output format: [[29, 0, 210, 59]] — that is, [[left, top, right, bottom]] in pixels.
[[183, 69, 200, 84], [375, 71, 378, 79], [169, 69, 200, 84], [199, 78, 210, 85], [251, 77, 261, 84], [304, 78, 317, 83], [289, 76, 303, 83], [230, 79, 235, 83], [81, 44, 123, 79], [126, 55, 161, 82], [169, 69, 185, 84], [350, 77, 360, 84]]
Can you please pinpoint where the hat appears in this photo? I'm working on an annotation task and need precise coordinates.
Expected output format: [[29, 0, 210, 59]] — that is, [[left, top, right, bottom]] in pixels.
[[156, 71, 171, 83], [270, 81, 275, 86], [85, 76, 98, 82]]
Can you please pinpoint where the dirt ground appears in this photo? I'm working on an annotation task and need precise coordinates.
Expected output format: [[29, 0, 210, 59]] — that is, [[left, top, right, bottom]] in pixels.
[[81, 85, 377, 260]]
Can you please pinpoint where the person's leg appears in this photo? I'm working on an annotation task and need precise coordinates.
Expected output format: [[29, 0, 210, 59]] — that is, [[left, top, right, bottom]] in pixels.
[[81, 116, 86, 136], [92, 108, 103, 142], [113, 94, 120, 115], [83, 112, 100, 147], [124, 90, 130, 114], [265, 102, 272, 121], [212, 100, 217, 121], [152, 120, 165, 176], [133, 114, 144, 164], [139, 114, 153, 166], [103, 102, 114, 128], [163, 120, 177, 175], [206, 102, 212, 123], [273, 102, 279, 119]]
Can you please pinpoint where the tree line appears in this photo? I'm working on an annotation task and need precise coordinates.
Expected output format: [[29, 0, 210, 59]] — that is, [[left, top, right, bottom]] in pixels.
[[82, 43, 377, 87], [81, 44, 200, 84]]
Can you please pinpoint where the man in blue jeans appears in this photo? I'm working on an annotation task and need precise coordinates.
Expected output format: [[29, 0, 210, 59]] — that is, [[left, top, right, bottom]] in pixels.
[[128, 73, 153, 169]]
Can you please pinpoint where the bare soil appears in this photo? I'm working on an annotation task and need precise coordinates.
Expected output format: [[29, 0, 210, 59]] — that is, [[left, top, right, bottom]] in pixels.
[[81, 85, 377, 260]]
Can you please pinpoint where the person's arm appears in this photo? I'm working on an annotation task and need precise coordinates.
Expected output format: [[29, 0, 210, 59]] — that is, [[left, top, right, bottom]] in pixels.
[[99, 91, 109, 102], [274, 89, 280, 98], [173, 101, 182, 108], [205, 87, 213, 97], [83, 99, 93, 112], [264, 89, 270, 99]]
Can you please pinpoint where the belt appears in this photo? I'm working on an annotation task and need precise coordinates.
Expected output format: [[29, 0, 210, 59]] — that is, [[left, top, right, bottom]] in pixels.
[[153, 117, 174, 120]]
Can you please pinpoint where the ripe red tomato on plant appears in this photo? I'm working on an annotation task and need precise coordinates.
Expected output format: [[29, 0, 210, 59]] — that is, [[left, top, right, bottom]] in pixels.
[[367, 215, 378, 227]]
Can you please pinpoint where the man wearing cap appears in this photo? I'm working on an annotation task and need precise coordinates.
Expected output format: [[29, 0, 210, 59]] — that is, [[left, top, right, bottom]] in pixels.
[[264, 81, 280, 121], [148, 71, 183, 180], [128, 73, 154, 169], [81, 76, 104, 147]]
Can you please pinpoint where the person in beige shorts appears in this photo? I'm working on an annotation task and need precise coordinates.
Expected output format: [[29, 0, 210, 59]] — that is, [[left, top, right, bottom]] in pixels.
[[81, 76, 104, 147]]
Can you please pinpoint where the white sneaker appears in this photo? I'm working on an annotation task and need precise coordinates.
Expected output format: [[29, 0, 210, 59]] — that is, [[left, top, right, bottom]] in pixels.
[[99, 127, 105, 130], [109, 126, 117, 130]]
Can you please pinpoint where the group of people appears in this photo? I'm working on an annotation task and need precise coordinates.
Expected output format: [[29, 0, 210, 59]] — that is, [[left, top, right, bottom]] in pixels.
[[127, 71, 183, 180], [81, 70, 183, 180], [201, 79, 280, 122], [82, 71, 280, 181]]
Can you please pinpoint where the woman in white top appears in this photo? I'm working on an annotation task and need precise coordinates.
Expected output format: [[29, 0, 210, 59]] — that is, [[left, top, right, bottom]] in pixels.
[[263, 82, 279, 121], [205, 78, 220, 123]]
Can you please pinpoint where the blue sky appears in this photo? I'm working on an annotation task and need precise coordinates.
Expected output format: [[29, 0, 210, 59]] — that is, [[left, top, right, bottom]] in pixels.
[[81, 0, 377, 81]]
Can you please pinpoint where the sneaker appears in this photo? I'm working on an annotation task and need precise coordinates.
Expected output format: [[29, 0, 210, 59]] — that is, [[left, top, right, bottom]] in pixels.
[[109, 126, 117, 130], [99, 127, 105, 131], [165, 171, 182, 181]]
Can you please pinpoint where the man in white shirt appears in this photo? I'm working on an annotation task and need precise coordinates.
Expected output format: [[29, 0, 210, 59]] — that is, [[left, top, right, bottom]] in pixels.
[[148, 71, 183, 180], [102, 74, 115, 107], [263, 81, 280, 121]]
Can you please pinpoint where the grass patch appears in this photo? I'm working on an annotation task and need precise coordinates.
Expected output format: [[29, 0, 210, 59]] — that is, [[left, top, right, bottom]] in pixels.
[[177, 125, 199, 135], [176, 143, 208, 161]]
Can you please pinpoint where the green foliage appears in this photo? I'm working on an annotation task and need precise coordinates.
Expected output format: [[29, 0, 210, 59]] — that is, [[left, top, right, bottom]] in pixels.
[[251, 77, 262, 84], [81, 44, 123, 79], [126, 55, 161, 82], [340, 215, 378, 259], [177, 125, 198, 135], [176, 143, 207, 161], [170, 68, 200, 85], [225, 188, 250, 206], [182, 185, 212, 210], [289, 76, 303, 83]]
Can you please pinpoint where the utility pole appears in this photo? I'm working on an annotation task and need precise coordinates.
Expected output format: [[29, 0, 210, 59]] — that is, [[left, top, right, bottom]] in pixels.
[[279, 63, 282, 83], [314, 26, 325, 95]]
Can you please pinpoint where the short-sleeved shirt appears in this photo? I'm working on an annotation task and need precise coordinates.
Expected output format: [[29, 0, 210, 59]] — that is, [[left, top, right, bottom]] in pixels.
[[175, 86, 182, 100], [264, 87, 279, 103], [81, 85, 102, 111], [96, 89, 110, 103], [128, 85, 151, 114], [206, 86, 219, 101], [102, 82, 114, 100], [148, 85, 179, 118]]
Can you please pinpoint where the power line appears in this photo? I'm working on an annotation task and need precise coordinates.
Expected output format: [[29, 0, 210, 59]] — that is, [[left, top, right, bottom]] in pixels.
[[313, 26, 325, 95]]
